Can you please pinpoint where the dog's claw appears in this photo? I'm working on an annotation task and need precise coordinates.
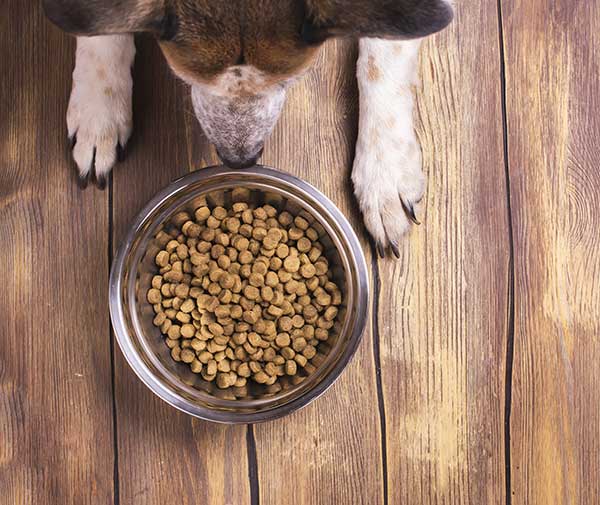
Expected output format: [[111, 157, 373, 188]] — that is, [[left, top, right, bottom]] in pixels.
[[376, 241, 386, 258], [400, 197, 420, 225], [116, 142, 126, 162], [390, 241, 401, 259], [95, 173, 107, 190], [77, 172, 90, 189], [69, 134, 77, 149]]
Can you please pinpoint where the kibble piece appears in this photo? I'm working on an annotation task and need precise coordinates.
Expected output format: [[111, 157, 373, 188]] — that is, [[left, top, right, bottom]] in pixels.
[[201, 369, 216, 382], [292, 337, 307, 352], [261, 286, 274, 302], [151, 275, 163, 289], [324, 306, 338, 321], [249, 273, 264, 287], [153, 312, 167, 327], [191, 338, 206, 351], [306, 277, 319, 292], [238, 362, 251, 377], [294, 216, 309, 230], [205, 215, 219, 229], [278, 211, 293, 226], [254, 371, 269, 384], [193, 206, 210, 222], [174, 283, 190, 298], [283, 256, 300, 273], [249, 361, 262, 374], [181, 349, 195, 363], [156, 251, 170, 267], [275, 333, 291, 348], [181, 324, 195, 338], [190, 359, 203, 373], [252, 262, 268, 275], [276, 243, 289, 259], [147, 289, 162, 304], [294, 354, 308, 367], [217, 359, 231, 372], [288, 227, 304, 241], [263, 347, 276, 362], [243, 285, 260, 301], [267, 304, 284, 317], [285, 360, 297, 376], [300, 263, 316, 279], [206, 359, 218, 376], [171, 347, 182, 362], [278, 316, 293, 332], [265, 271, 279, 287], [167, 325, 181, 339], [213, 206, 228, 220], [243, 309, 260, 324], [292, 314, 305, 328], [238, 250, 253, 264], [281, 346, 295, 360], [297, 237, 312, 253], [160, 319, 172, 334], [180, 299, 195, 313], [165, 338, 178, 349]]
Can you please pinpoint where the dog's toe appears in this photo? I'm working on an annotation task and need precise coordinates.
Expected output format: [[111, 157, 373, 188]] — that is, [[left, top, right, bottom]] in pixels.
[[69, 121, 131, 188]]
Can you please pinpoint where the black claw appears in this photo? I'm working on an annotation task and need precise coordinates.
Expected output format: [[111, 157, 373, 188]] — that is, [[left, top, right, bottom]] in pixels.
[[77, 172, 90, 189], [95, 174, 107, 190], [116, 142, 127, 162], [69, 134, 77, 149], [400, 197, 421, 225], [376, 241, 386, 258], [390, 241, 401, 259]]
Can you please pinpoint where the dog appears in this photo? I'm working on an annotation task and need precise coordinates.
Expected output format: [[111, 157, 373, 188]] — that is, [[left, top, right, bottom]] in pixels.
[[43, 0, 453, 257]]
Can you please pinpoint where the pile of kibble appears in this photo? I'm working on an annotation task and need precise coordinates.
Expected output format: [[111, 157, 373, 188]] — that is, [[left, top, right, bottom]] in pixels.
[[147, 200, 342, 395]]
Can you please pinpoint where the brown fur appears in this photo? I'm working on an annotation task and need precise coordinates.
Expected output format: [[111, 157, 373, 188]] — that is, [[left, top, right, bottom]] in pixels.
[[159, 1, 320, 84], [45, 0, 453, 86]]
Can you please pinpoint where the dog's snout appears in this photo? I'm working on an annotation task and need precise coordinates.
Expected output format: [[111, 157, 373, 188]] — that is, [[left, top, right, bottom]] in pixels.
[[218, 146, 264, 169]]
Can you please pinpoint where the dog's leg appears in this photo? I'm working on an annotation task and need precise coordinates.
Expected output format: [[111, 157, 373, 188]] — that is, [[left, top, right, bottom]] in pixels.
[[353, 38, 424, 256], [68, 35, 135, 188]]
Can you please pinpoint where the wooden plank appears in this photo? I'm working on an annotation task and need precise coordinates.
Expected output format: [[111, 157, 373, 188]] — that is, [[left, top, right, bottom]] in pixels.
[[502, 0, 600, 502], [377, 2, 510, 503], [111, 35, 249, 504], [254, 40, 385, 505], [0, 2, 114, 504]]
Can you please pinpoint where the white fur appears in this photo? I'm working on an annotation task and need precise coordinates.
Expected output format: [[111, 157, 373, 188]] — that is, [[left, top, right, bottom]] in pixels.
[[190, 66, 291, 167], [68, 35, 135, 179], [353, 38, 424, 249]]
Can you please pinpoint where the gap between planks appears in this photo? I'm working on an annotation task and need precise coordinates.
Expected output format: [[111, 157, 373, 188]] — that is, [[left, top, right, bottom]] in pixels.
[[496, 1, 516, 504]]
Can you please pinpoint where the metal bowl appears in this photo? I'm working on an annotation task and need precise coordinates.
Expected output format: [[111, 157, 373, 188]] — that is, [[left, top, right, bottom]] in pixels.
[[109, 165, 369, 423]]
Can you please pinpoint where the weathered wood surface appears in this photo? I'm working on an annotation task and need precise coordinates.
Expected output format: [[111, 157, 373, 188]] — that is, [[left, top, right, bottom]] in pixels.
[[503, 0, 600, 502], [3, 0, 600, 503], [377, 0, 511, 503], [1, 2, 114, 504]]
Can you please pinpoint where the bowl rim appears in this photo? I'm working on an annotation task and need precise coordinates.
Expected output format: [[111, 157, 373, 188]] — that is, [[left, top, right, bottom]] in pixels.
[[109, 165, 370, 423]]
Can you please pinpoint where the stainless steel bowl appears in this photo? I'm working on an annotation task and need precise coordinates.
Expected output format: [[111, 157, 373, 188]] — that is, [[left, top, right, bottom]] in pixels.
[[109, 165, 369, 423]]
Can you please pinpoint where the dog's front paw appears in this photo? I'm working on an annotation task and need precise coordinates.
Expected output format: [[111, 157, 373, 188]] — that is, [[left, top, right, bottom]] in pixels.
[[67, 36, 134, 188], [352, 135, 425, 258]]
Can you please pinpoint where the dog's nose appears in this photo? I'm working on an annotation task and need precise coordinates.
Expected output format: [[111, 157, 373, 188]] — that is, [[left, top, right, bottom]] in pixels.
[[218, 147, 264, 170]]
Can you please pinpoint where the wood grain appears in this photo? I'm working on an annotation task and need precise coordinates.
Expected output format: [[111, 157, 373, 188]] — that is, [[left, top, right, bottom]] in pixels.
[[377, 2, 511, 503], [111, 36, 249, 505], [0, 2, 114, 504], [253, 40, 385, 505], [502, 0, 600, 502], [6, 0, 600, 502]]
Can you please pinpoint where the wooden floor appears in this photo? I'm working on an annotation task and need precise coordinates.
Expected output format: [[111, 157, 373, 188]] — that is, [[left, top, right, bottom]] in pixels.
[[2, 0, 600, 503]]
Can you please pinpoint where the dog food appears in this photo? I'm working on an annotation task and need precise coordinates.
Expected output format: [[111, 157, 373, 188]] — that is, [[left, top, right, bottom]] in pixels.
[[147, 199, 342, 396]]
